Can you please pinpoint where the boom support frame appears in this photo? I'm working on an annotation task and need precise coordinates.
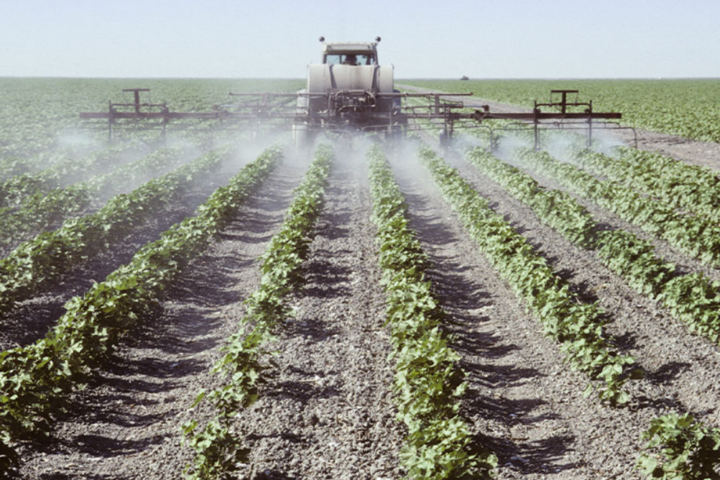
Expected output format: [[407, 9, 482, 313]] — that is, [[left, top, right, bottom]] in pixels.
[[79, 88, 631, 148]]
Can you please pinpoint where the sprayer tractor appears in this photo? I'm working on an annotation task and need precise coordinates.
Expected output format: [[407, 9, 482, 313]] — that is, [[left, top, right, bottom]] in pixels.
[[80, 37, 634, 149]]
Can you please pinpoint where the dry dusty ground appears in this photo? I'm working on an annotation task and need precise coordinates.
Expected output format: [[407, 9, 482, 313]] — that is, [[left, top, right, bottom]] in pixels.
[[6, 94, 720, 479]]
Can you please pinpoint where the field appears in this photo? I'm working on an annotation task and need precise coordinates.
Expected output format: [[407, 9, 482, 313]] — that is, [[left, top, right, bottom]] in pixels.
[[1, 78, 720, 479]]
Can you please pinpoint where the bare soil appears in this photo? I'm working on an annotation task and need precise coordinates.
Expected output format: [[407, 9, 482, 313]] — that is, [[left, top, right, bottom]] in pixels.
[[15, 158, 307, 479], [0, 160, 234, 353], [8, 94, 720, 479]]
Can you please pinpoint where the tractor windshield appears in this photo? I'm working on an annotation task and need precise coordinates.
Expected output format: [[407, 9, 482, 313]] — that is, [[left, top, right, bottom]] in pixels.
[[325, 54, 376, 66]]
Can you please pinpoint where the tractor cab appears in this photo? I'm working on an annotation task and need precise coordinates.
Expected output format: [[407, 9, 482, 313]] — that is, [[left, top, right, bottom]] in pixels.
[[321, 39, 379, 66]]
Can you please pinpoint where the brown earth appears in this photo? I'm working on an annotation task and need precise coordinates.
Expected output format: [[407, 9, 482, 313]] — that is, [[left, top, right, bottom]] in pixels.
[[8, 94, 720, 480], [14, 153, 307, 479]]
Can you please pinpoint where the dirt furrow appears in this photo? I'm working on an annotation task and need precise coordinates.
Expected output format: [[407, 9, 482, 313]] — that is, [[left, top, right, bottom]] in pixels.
[[230, 150, 404, 480], [448, 149, 720, 427], [498, 143, 720, 283], [388, 146, 668, 479], [0, 154, 255, 352], [18, 157, 309, 480]]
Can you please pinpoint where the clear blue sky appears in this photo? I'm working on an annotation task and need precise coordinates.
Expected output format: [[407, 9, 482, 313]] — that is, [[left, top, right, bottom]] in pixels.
[[1, 0, 718, 78]]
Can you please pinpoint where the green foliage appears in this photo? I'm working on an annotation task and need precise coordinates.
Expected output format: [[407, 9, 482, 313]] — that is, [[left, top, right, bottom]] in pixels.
[[637, 413, 720, 479], [0, 428, 19, 472], [182, 145, 332, 480], [0, 147, 281, 465], [595, 210, 720, 344], [0, 147, 217, 317], [0, 147, 184, 250], [368, 145, 496, 479], [419, 146, 636, 405], [596, 231, 675, 300], [516, 147, 720, 267], [0, 185, 92, 248], [512, 147, 720, 344], [571, 146, 720, 225], [465, 147, 597, 247], [659, 273, 720, 344], [182, 419, 250, 480], [0, 143, 143, 209]]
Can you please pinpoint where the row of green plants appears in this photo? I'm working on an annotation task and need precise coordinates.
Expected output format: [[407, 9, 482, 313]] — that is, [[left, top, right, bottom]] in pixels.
[[515, 147, 720, 267], [570, 146, 720, 224], [0, 147, 283, 474], [0, 147, 224, 319], [469, 145, 720, 350], [596, 230, 720, 343], [420, 146, 637, 404], [368, 145, 495, 479], [182, 145, 333, 480], [0, 142, 144, 209], [0, 148, 185, 250], [513, 147, 720, 343], [0, 144, 105, 183], [0, 149, 60, 183], [460, 146, 720, 477], [465, 147, 597, 247]]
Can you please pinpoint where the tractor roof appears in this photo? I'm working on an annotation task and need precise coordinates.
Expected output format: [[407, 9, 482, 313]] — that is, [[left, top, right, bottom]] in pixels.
[[323, 42, 378, 54]]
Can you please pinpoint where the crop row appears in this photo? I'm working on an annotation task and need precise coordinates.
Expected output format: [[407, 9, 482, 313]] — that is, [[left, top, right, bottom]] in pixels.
[[420, 146, 636, 404], [0, 147, 223, 321], [0, 142, 145, 209], [473, 146, 720, 349], [515, 147, 720, 267], [455, 145, 720, 477], [0, 148, 75, 184], [0, 147, 186, 251], [570, 146, 720, 224], [368, 145, 496, 478], [182, 145, 332, 480], [0, 147, 282, 473], [465, 148, 597, 247], [514, 147, 720, 341]]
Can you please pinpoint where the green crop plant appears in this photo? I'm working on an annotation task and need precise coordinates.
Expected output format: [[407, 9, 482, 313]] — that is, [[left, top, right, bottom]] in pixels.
[[637, 413, 720, 479], [369, 144, 496, 479], [420, 145, 637, 405], [515, 147, 720, 267], [0, 147, 282, 469], [183, 145, 332, 480]]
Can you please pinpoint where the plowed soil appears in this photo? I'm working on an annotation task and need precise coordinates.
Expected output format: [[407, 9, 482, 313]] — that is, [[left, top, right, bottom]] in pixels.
[[9, 98, 720, 480]]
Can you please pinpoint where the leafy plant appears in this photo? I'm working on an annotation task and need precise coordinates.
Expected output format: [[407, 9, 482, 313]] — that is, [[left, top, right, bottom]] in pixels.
[[369, 145, 496, 479], [569, 146, 720, 224], [516, 147, 720, 267], [465, 147, 597, 247], [637, 413, 720, 479], [0, 143, 144, 209], [419, 145, 636, 404], [182, 144, 333, 480], [0, 147, 220, 317], [0, 147, 282, 466], [182, 419, 250, 480]]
